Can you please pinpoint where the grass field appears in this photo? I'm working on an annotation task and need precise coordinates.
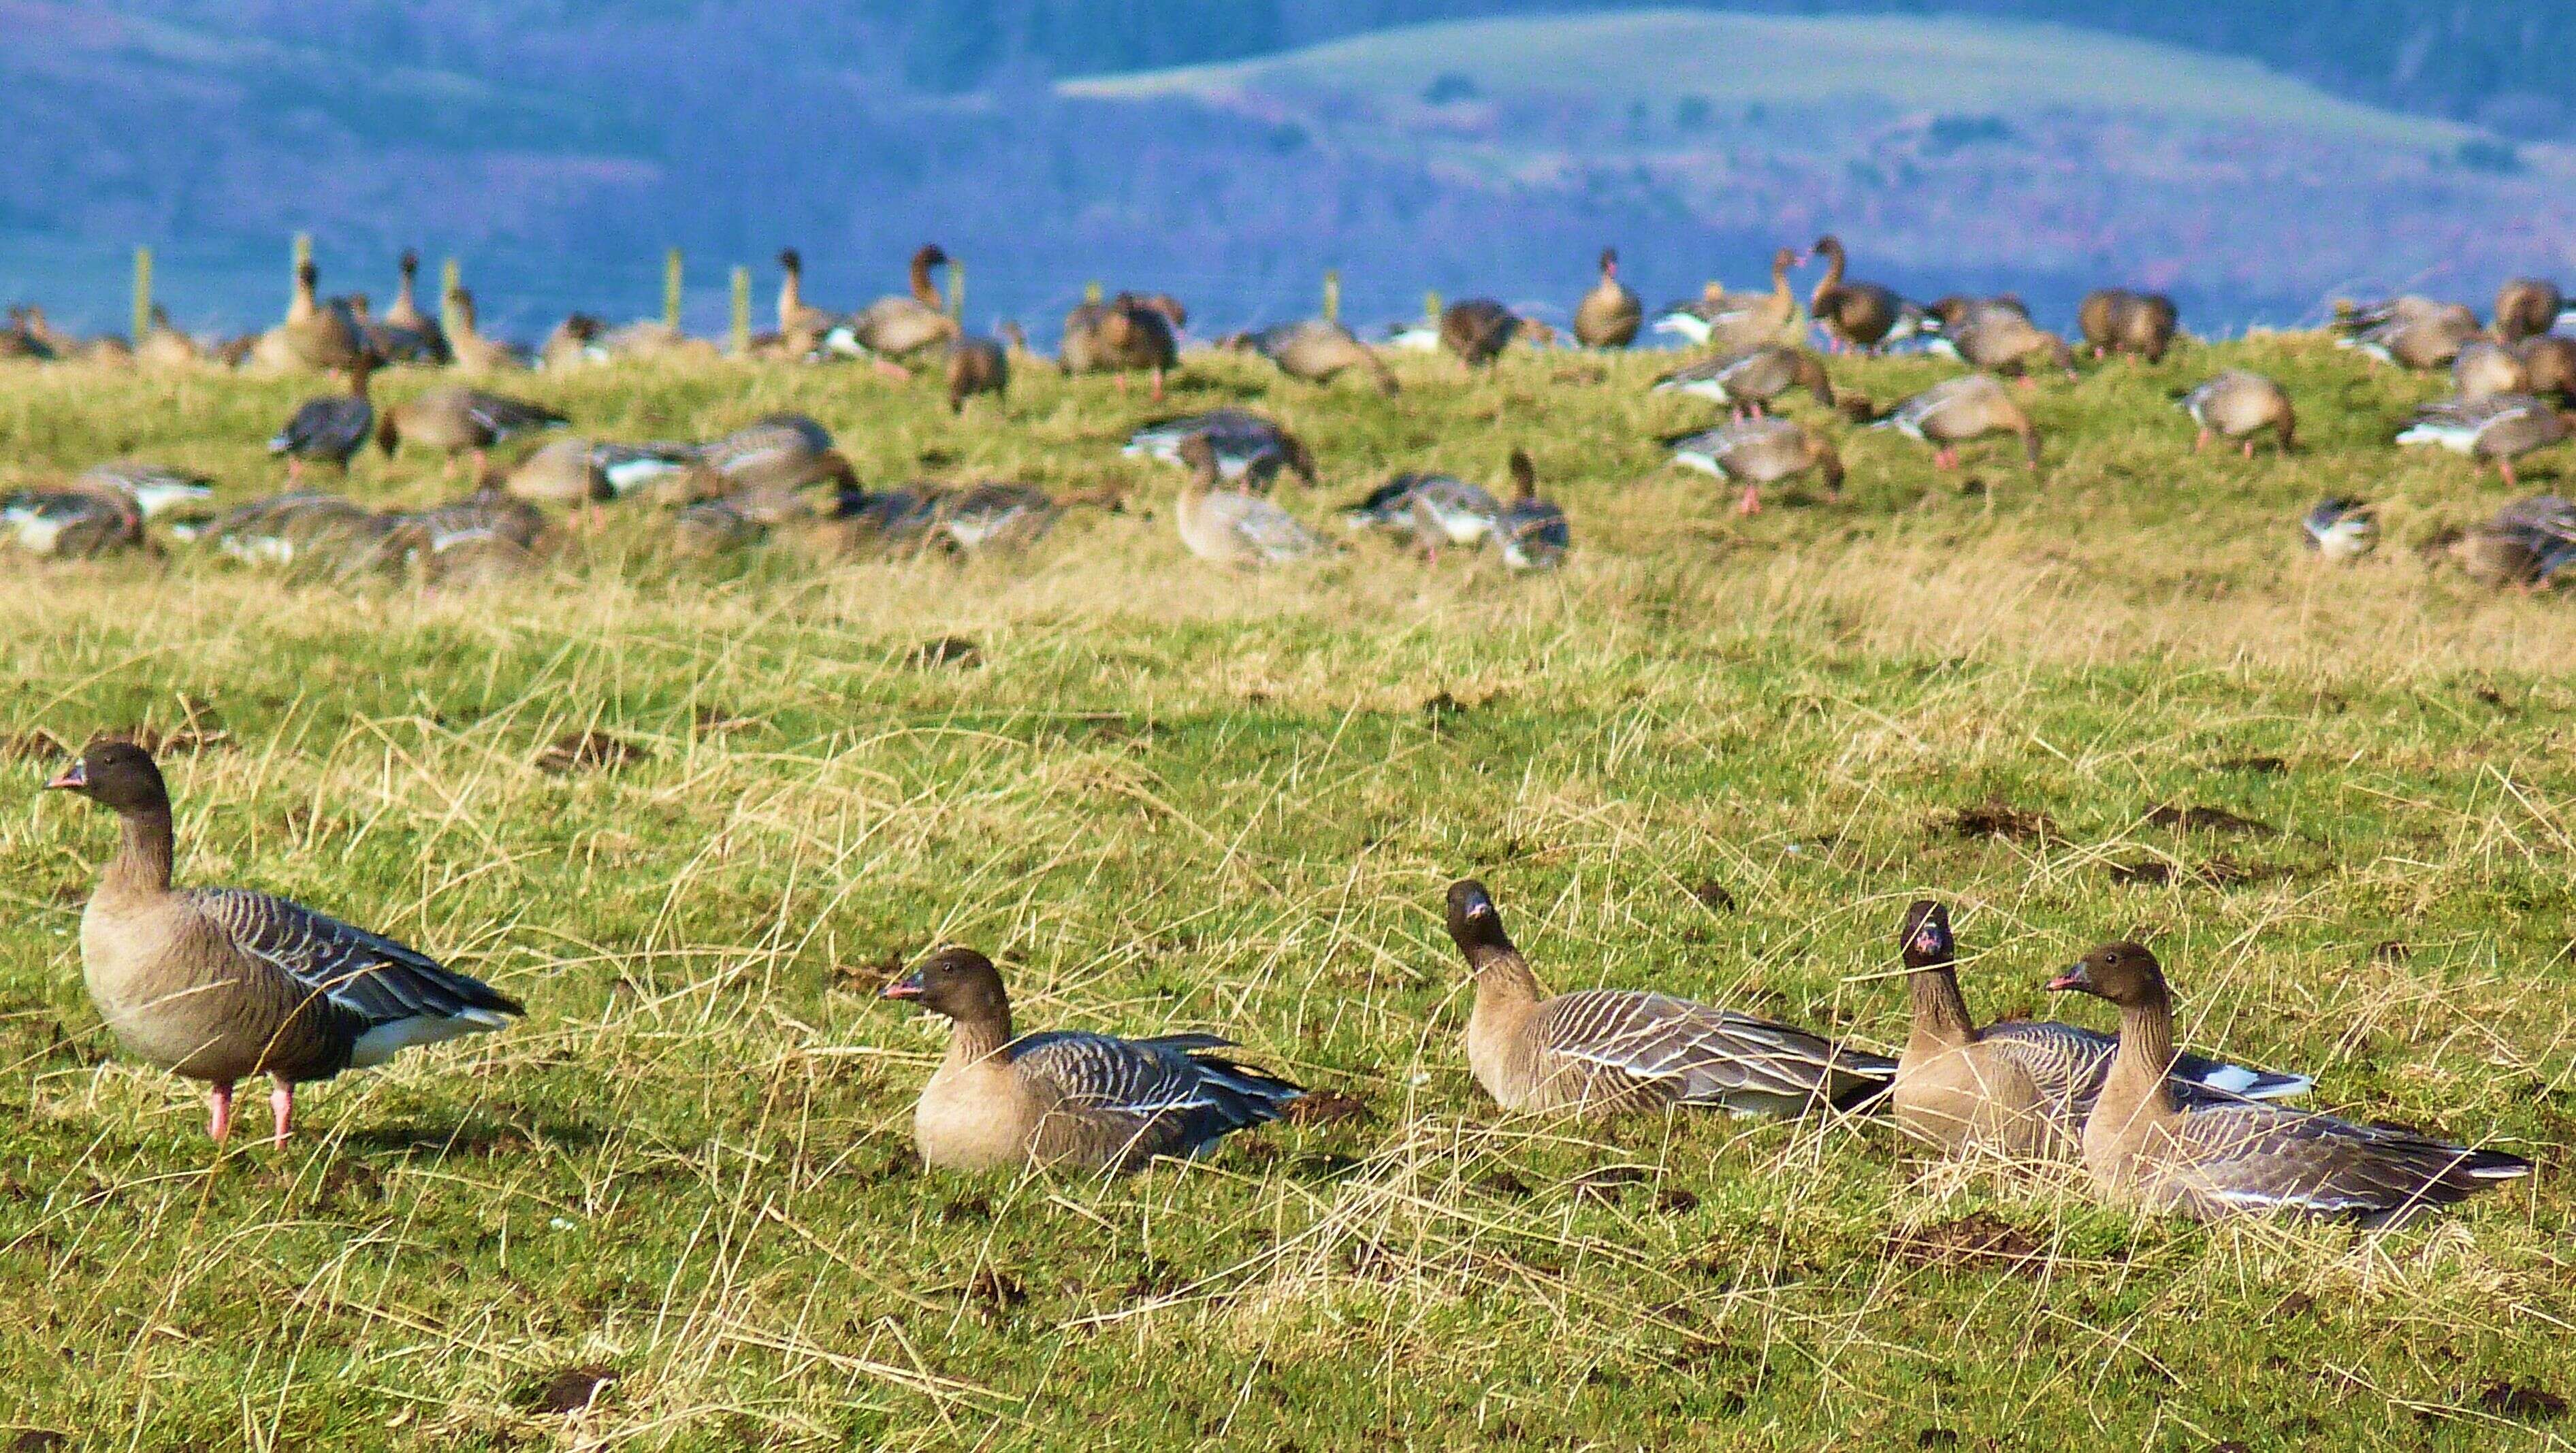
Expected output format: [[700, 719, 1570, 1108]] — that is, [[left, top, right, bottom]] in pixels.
[[2, 331, 2573, 1450]]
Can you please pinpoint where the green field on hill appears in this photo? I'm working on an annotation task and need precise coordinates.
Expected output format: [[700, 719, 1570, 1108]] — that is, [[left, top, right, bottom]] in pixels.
[[1, 333, 2571, 1448]]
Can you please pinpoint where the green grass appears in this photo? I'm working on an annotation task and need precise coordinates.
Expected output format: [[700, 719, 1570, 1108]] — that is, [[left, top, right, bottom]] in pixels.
[[1, 333, 2573, 1450], [1059, 10, 2473, 147]]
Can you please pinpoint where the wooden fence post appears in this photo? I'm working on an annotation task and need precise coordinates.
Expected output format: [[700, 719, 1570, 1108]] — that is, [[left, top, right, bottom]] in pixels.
[[664, 248, 683, 331], [948, 259, 965, 323], [1084, 281, 1103, 306], [439, 258, 462, 340], [1323, 270, 1340, 325], [730, 265, 752, 355], [131, 247, 152, 344], [1424, 289, 1442, 322]]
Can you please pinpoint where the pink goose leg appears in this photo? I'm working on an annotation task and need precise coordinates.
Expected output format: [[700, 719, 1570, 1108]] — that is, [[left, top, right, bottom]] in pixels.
[[270, 1073, 295, 1146], [208, 1081, 235, 1142]]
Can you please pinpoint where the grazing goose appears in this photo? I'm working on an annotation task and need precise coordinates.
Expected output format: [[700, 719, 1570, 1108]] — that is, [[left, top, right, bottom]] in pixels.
[[1233, 319, 1398, 394], [377, 386, 570, 478], [2302, 498, 2377, 561], [1123, 410, 1316, 489], [2519, 336, 2576, 404], [1174, 435, 1330, 566], [1871, 374, 2042, 473], [1893, 901, 2309, 1163], [1444, 880, 1892, 1117], [1807, 235, 1908, 354], [2494, 277, 2564, 345], [826, 244, 959, 372], [775, 248, 837, 352], [2180, 370, 2295, 456], [269, 360, 378, 483], [1440, 299, 1522, 369], [2077, 289, 2179, 363], [2049, 943, 2528, 1224], [1495, 448, 1568, 572], [882, 947, 1304, 1173], [2453, 340, 2532, 402], [2442, 495, 2576, 587], [2336, 298, 2480, 370], [1652, 344, 1834, 419], [1573, 248, 1642, 349], [1, 489, 142, 557], [504, 436, 699, 508], [1404, 474, 1504, 559], [1061, 293, 1185, 397], [2396, 393, 2575, 485], [439, 288, 528, 372], [1654, 248, 1800, 350], [1931, 308, 2077, 378], [944, 334, 1008, 412], [187, 491, 400, 575], [698, 414, 858, 499], [1669, 416, 1844, 515], [1340, 475, 1428, 538], [44, 740, 522, 1145], [389, 486, 549, 555]]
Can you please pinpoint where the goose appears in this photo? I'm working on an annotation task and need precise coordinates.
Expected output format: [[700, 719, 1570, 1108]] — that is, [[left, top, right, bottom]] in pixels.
[[1404, 474, 1504, 559], [504, 438, 698, 508], [929, 482, 1067, 552], [2453, 340, 2532, 402], [1061, 293, 1182, 397], [671, 497, 771, 557], [76, 462, 214, 521], [1807, 235, 1910, 353], [1893, 901, 2308, 1164], [185, 491, 401, 576], [775, 248, 837, 352], [2180, 370, 2296, 456], [376, 386, 570, 478], [2302, 498, 2376, 561], [1927, 294, 2031, 333], [1652, 248, 1800, 350], [1444, 880, 1891, 1117], [944, 334, 1008, 412], [1573, 248, 1642, 349], [2441, 495, 2576, 587], [1652, 344, 1833, 419], [1871, 374, 2042, 473], [538, 313, 608, 369], [42, 739, 522, 1145], [1, 489, 142, 557], [882, 946, 1304, 1173], [696, 414, 858, 504], [268, 360, 378, 483], [1339, 475, 1428, 538], [2336, 298, 2480, 370], [1494, 448, 1569, 572], [1668, 416, 1843, 515], [1440, 299, 1521, 369], [595, 319, 718, 363], [1123, 410, 1316, 490], [2396, 393, 2575, 485], [387, 486, 550, 557], [2048, 942, 2528, 1224], [1233, 319, 1398, 393], [12, 306, 129, 363], [2519, 336, 2576, 404], [442, 288, 529, 371], [1931, 308, 2077, 379], [376, 251, 447, 362], [2077, 289, 2178, 363], [2493, 277, 2564, 345], [1173, 435, 1329, 566], [270, 262, 372, 375], [134, 306, 203, 368], [1380, 317, 1443, 353], [825, 244, 959, 373]]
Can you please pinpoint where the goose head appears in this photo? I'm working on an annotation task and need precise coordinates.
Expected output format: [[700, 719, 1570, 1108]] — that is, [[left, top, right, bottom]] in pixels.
[[1444, 879, 1517, 964], [1899, 900, 1952, 968], [882, 945, 1008, 1024], [2047, 941, 2167, 1007], [44, 738, 167, 813]]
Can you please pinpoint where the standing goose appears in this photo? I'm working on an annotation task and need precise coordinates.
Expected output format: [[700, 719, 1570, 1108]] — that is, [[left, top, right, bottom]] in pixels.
[[882, 947, 1304, 1173], [1573, 248, 1642, 349], [1444, 881, 1892, 1117], [1233, 319, 1399, 394], [268, 359, 378, 483], [775, 248, 837, 352], [1871, 374, 2042, 473], [1173, 436, 1329, 566], [2519, 336, 2576, 404], [826, 244, 959, 374], [376, 251, 447, 362], [1402, 472, 1504, 559], [2077, 289, 2179, 363], [377, 386, 570, 478], [1062, 293, 1185, 397], [2048, 943, 2528, 1224], [271, 261, 372, 375], [1893, 901, 2308, 1163], [2396, 393, 2575, 486], [1439, 299, 1522, 369], [944, 334, 1008, 412], [1123, 410, 1317, 489], [44, 740, 522, 1145], [1806, 235, 1907, 353], [1932, 308, 2078, 379], [2493, 277, 2564, 345], [1654, 248, 1801, 350], [2451, 340, 2532, 403], [1669, 416, 1843, 515], [2180, 370, 2296, 456], [1652, 344, 1834, 420]]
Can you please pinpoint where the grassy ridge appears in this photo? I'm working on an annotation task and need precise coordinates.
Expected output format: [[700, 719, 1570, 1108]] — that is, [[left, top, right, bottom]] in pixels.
[[0, 335, 2572, 1448]]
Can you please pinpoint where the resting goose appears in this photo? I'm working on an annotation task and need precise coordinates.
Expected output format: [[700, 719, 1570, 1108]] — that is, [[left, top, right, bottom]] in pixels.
[[269, 360, 378, 483], [2077, 289, 2179, 363], [2396, 393, 2575, 485], [187, 491, 400, 576], [1573, 248, 1642, 349], [2302, 498, 2376, 561], [1234, 319, 1398, 394], [2494, 277, 2564, 346], [2452, 340, 2532, 403], [1124, 410, 1316, 490], [377, 386, 569, 478], [135, 306, 202, 368], [1807, 235, 1908, 354], [1654, 248, 1799, 350], [1445, 881, 1890, 1117], [2336, 298, 2479, 370], [826, 244, 959, 373], [2050, 943, 2528, 1224], [1871, 374, 2041, 473], [2519, 336, 2576, 404], [775, 248, 837, 353], [77, 461, 214, 521], [1668, 416, 1843, 515], [2443, 495, 2576, 587], [698, 414, 857, 500], [1, 489, 142, 557], [883, 947, 1303, 1173], [926, 482, 1070, 552], [1440, 299, 1521, 369], [1893, 902, 2308, 1163], [1495, 449, 1568, 572], [2180, 370, 2295, 456], [1174, 435, 1329, 566], [1652, 344, 1833, 419], [503, 436, 697, 508], [44, 740, 521, 1145]]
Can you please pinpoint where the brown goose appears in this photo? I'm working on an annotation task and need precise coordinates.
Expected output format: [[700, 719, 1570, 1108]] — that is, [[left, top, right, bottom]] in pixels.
[[2049, 943, 2528, 1224], [827, 244, 959, 373], [134, 306, 202, 368], [1443, 880, 1892, 1118], [1573, 248, 1642, 348], [1931, 308, 2077, 379], [2336, 297, 2480, 370], [442, 288, 529, 371], [1173, 436, 1330, 566], [1871, 374, 2041, 473], [1062, 293, 1182, 397], [2453, 340, 2533, 402], [775, 248, 837, 351], [1651, 344, 1833, 419], [1440, 299, 1522, 369], [538, 313, 606, 369], [378, 386, 570, 478], [2519, 336, 2576, 404], [1654, 248, 1802, 351], [380, 250, 445, 357], [1806, 235, 1908, 353], [2180, 370, 2296, 456], [882, 947, 1304, 1173], [2076, 289, 2179, 363], [2494, 277, 2564, 345], [1667, 417, 1843, 515], [266, 261, 370, 374], [1893, 902, 2310, 1163], [2397, 393, 2575, 485], [1234, 319, 1398, 394], [44, 740, 521, 1145], [944, 334, 1008, 412]]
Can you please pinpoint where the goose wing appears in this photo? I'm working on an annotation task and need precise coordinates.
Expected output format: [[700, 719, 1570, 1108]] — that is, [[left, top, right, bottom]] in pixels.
[[1010, 1030, 1303, 1156], [462, 391, 569, 439], [186, 887, 521, 1065], [2156, 1103, 2530, 1218], [1536, 988, 1894, 1113]]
